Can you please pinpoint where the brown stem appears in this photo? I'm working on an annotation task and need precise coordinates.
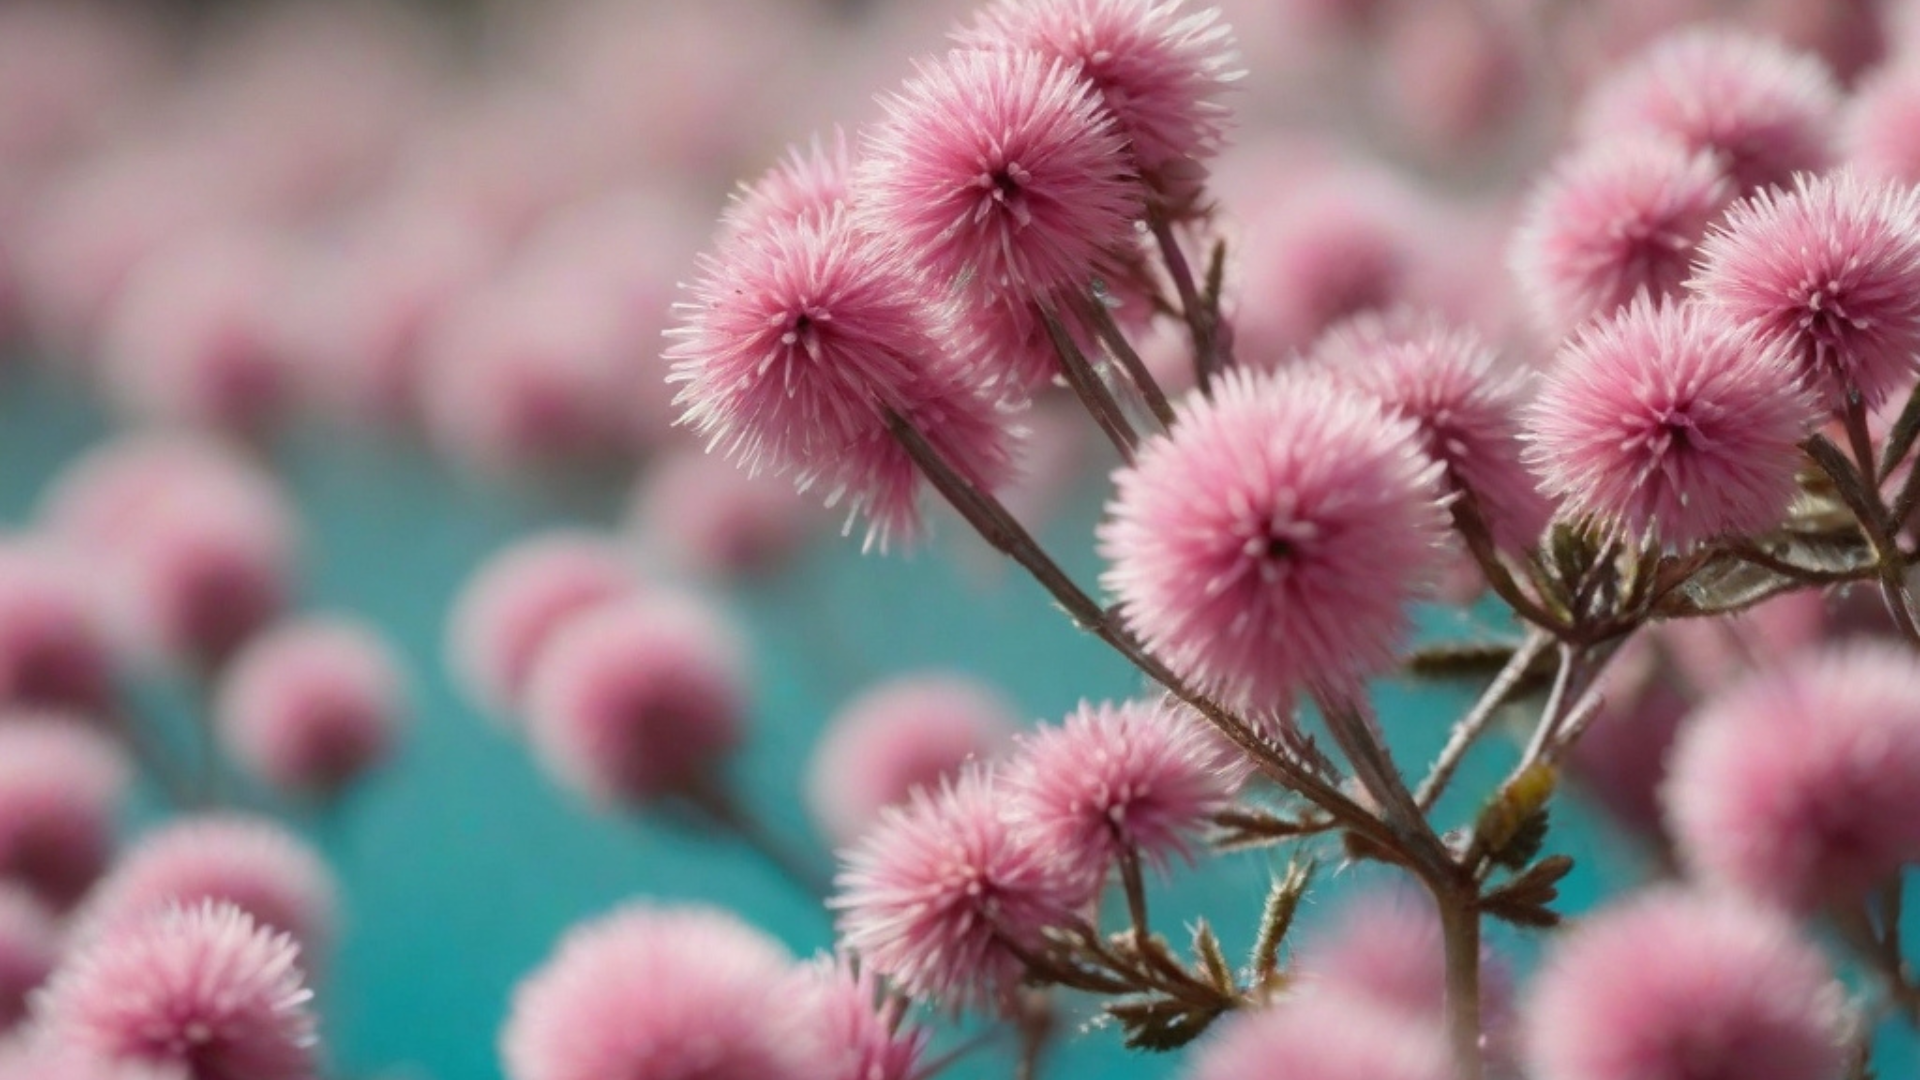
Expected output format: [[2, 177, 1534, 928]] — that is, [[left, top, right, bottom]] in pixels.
[[1039, 303, 1137, 461], [1806, 434, 1920, 646], [1146, 211, 1228, 384], [678, 776, 832, 901], [1434, 881, 1487, 1080], [1075, 291, 1177, 427], [1449, 495, 1565, 634], [1416, 631, 1553, 811], [1314, 688, 1438, 856]]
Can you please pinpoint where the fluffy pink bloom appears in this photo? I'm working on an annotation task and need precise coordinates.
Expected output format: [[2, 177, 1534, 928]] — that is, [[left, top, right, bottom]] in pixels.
[[1577, 28, 1840, 195], [857, 49, 1139, 298], [806, 673, 1019, 849], [719, 129, 854, 242], [1510, 138, 1731, 339], [783, 955, 927, 1080], [1689, 171, 1920, 411], [500, 904, 810, 1080], [76, 815, 335, 959], [96, 229, 298, 436], [0, 1044, 183, 1080], [1523, 298, 1815, 549], [1230, 174, 1422, 362], [833, 768, 1081, 1011], [106, 477, 297, 673], [1099, 369, 1446, 708], [0, 541, 116, 716], [954, 0, 1239, 192], [0, 716, 127, 909], [1521, 888, 1849, 1080], [1844, 64, 1920, 186], [37, 434, 280, 557], [626, 448, 818, 581], [213, 617, 406, 799], [414, 275, 632, 477], [446, 531, 640, 719], [1656, 588, 1827, 694], [1006, 698, 1236, 888], [521, 594, 748, 807], [668, 208, 1014, 549], [1370, 2, 1525, 158], [1186, 991, 1452, 1080], [1663, 644, 1920, 912], [0, 885, 56, 1030], [1315, 314, 1549, 552], [37, 901, 318, 1080]]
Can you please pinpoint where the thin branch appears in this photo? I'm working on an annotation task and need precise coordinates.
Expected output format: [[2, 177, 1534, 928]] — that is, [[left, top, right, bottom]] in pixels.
[[1416, 631, 1554, 811], [1075, 291, 1177, 427], [1039, 303, 1138, 461], [1146, 211, 1228, 384]]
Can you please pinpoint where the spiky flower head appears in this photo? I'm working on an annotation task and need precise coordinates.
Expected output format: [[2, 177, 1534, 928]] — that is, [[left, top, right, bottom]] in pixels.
[[1578, 27, 1840, 195], [1523, 297, 1816, 550], [37, 901, 319, 1080], [1689, 170, 1920, 411], [832, 768, 1081, 1012], [857, 49, 1140, 299], [1510, 137, 1731, 339], [1100, 368, 1446, 709], [955, 0, 1240, 193]]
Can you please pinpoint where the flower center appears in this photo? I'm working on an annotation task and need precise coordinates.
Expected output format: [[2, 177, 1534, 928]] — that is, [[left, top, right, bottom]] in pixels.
[[975, 162, 1035, 228]]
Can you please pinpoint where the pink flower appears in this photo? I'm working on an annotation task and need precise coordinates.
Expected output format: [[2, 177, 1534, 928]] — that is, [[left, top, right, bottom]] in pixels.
[[1689, 170, 1920, 411], [1509, 138, 1731, 339], [96, 228, 298, 437], [1845, 63, 1920, 185], [1006, 698, 1236, 888], [0, 541, 116, 716], [0, 716, 128, 910], [626, 448, 818, 582], [213, 617, 407, 799], [38, 434, 278, 557], [1315, 313, 1549, 552], [669, 209, 1015, 549], [1186, 991, 1452, 1080], [1521, 888, 1849, 1080], [783, 955, 927, 1080], [76, 815, 335, 959], [446, 531, 640, 720], [953, 0, 1240, 193], [1577, 27, 1840, 195], [500, 904, 811, 1080], [719, 129, 855, 241], [1523, 298, 1815, 549], [805, 673, 1019, 848], [832, 768, 1081, 1011], [37, 901, 318, 1080], [1099, 368, 1446, 708], [857, 49, 1139, 298], [1663, 644, 1920, 912], [0, 1044, 183, 1080], [0, 885, 56, 1031], [521, 594, 748, 807]]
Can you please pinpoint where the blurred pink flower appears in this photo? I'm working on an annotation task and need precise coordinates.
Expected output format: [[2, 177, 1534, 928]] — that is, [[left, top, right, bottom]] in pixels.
[[719, 129, 855, 242], [1521, 888, 1849, 1080], [833, 768, 1081, 1011], [1664, 643, 1920, 912], [1578, 27, 1839, 195], [1100, 368, 1445, 708], [1843, 63, 1920, 185], [38, 901, 318, 1080], [0, 715, 127, 910], [0, 885, 56, 1031], [858, 49, 1139, 298], [445, 531, 640, 720], [626, 448, 818, 582], [1523, 298, 1815, 549], [1186, 990, 1452, 1080], [0, 540, 116, 716], [1690, 170, 1920, 411], [1510, 137, 1730, 340], [521, 594, 748, 807], [77, 815, 335, 960], [783, 955, 927, 1080], [214, 616, 406, 799], [500, 904, 808, 1080], [806, 673, 1019, 849]]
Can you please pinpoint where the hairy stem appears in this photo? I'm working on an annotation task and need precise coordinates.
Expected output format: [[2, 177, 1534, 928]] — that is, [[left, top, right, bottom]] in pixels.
[[1075, 291, 1177, 428], [1434, 881, 1487, 1080], [1040, 304, 1137, 461], [1417, 631, 1553, 811], [1146, 211, 1229, 385]]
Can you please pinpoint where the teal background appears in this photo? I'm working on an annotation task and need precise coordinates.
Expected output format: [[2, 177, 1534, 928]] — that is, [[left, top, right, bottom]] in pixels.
[[0, 355, 1906, 1080]]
